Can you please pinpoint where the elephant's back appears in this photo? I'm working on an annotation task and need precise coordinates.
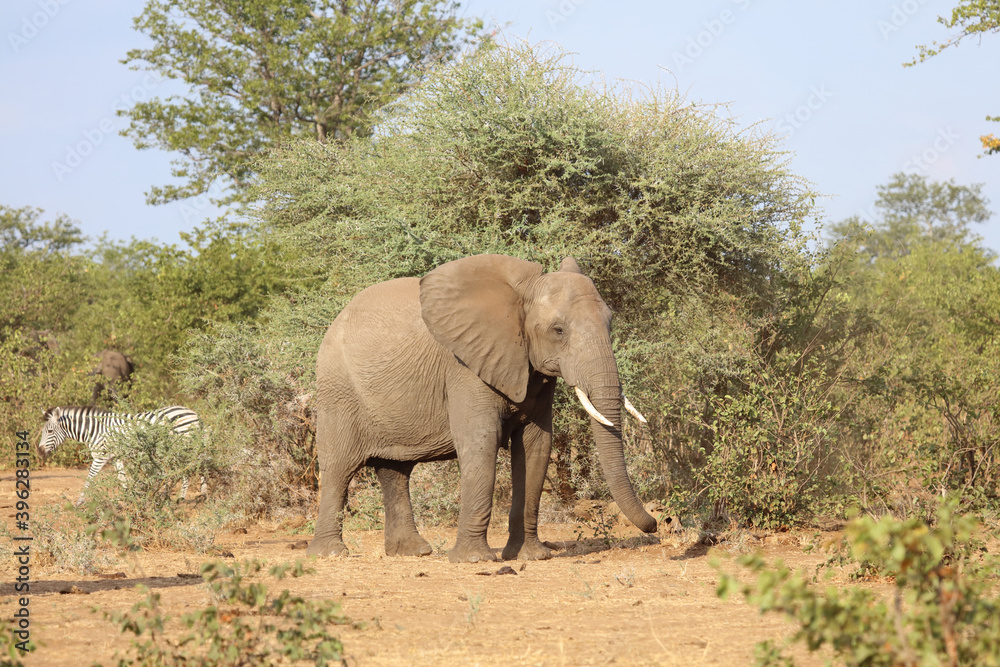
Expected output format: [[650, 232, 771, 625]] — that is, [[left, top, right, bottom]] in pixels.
[[317, 277, 452, 448], [325, 277, 424, 349]]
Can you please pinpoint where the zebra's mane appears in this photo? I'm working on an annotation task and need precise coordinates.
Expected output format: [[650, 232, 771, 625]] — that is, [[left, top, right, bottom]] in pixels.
[[43, 406, 114, 421]]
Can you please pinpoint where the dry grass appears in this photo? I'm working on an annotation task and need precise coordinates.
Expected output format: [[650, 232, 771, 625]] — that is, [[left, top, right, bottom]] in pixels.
[[0, 468, 838, 666]]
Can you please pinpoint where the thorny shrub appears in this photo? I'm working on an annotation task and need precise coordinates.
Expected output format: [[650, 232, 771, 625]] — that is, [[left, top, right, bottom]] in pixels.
[[77, 420, 229, 551], [181, 322, 318, 521], [104, 559, 348, 666], [716, 499, 1000, 666]]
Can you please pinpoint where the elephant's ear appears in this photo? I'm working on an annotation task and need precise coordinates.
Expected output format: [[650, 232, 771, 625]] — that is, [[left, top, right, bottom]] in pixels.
[[559, 257, 583, 274], [420, 255, 544, 403]]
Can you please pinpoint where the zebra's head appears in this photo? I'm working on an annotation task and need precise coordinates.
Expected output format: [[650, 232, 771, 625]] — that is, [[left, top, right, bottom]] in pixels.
[[37, 407, 67, 460]]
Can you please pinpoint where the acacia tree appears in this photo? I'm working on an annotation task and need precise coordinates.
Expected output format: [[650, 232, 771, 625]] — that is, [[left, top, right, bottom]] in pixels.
[[186, 42, 820, 522], [0, 206, 87, 335], [908, 0, 1000, 155], [828, 175, 999, 504], [828, 173, 991, 259], [120, 0, 483, 205]]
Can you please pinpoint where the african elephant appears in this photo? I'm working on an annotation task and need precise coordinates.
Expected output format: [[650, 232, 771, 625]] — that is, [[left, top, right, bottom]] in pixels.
[[90, 349, 134, 406], [306, 254, 656, 563]]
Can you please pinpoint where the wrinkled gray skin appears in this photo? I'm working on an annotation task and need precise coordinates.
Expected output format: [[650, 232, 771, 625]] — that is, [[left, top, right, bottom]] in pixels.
[[90, 350, 134, 406], [307, 254, 656, 563]]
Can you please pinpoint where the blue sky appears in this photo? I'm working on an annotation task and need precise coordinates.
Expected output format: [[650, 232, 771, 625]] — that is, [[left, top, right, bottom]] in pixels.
[[2, 1, 999, 251]]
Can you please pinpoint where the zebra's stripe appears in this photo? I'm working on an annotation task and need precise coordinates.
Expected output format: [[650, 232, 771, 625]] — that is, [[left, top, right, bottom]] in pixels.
[[38, 405, 202, 489]]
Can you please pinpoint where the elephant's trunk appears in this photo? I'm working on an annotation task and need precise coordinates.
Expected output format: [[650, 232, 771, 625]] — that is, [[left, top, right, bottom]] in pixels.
[[580, 354, 657, 534]]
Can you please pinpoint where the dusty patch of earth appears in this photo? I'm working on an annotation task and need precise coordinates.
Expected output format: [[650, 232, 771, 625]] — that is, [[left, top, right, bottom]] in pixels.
[[1, 469, 842, 666]]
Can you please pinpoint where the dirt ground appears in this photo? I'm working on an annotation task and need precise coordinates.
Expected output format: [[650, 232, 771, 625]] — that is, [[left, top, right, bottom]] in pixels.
[[1, 469, 842, 666]]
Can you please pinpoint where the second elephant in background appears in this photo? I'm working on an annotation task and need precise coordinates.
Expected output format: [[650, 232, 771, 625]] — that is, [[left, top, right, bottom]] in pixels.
[[91, 349, 134, 406]]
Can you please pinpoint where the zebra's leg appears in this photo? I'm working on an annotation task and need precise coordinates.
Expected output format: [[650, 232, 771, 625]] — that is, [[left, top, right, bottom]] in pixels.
[[76, 456, 109, 505], [177, 473, 207, 502], [113, 458, 128, 491]]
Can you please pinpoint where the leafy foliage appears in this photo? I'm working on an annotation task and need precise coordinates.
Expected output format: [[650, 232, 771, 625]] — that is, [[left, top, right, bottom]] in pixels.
[[0, 205, 89, 335], [247, 41, 818, 521], [716, 501, 1000, 666], [910, 0, 1000, 63], [0, 619, 33, 666], [828, 173, 991, 259], [121, 0, 483, 204], [180, 321, 318, 517], [77, 419, 229, 551], [908, 0, 1000, 156], [255, 42, 813, 314], [106, 559, 348, 665], [825, 174, 1000, 513]]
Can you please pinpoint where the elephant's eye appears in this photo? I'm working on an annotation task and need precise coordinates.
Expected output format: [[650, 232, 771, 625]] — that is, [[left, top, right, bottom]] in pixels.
[[553, 325, 564, 336]]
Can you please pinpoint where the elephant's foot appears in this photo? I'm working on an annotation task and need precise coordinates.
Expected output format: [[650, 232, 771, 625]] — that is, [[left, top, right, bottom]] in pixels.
[[385, 532, 433, 557], [305, 535, 349, 557], [502, 537, 559, 561], [448, 537, 497, 563]]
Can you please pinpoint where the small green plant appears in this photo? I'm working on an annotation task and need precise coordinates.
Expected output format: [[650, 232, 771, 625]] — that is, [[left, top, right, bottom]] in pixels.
[[103, 418, 223, 506], [27, 505, 117, 574], [76, 421, 229, 551], [464, 592, 484, 627], [288, 518, 316, 535], [716, 500, 1000, 666], [0, 618, 34, 666], [105, 559, 348, 666], [570, 571, 595, 600], [813, 529, 886, 582], [573, 503, 617, 546]]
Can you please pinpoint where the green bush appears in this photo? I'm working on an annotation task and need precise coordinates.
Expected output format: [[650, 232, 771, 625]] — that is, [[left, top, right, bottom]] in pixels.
[[105, 559, 348, 666], [180, 322, 319, 520], [717, 500, 1000, 665], [0, 619, 34, 666], [0, 327, 94, 469], [239, 40, 817, 520], [824, 175, 1000, 515], [27, 505, 118, 574], [79, 419, 228, 551]]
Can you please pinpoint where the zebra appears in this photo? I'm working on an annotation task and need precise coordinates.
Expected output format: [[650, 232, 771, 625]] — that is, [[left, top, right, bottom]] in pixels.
[[37, 405, 206, 503]]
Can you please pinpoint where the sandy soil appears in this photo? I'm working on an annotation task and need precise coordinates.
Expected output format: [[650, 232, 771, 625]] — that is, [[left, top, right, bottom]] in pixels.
[[0, 469, 840, 666]]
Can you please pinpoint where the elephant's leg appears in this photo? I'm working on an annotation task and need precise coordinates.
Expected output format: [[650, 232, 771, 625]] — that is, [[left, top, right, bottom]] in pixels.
[[448, 407, 502, 563], [307, 412, 365, 557], [374, 460, 432, 557], [306, 467, 356, 557], [503, 418, 557, 561]]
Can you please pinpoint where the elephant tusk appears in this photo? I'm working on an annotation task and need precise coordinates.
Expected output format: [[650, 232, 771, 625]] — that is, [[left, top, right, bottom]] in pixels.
[[574, 387, 614, 427], [621, 392, 648, 424]]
